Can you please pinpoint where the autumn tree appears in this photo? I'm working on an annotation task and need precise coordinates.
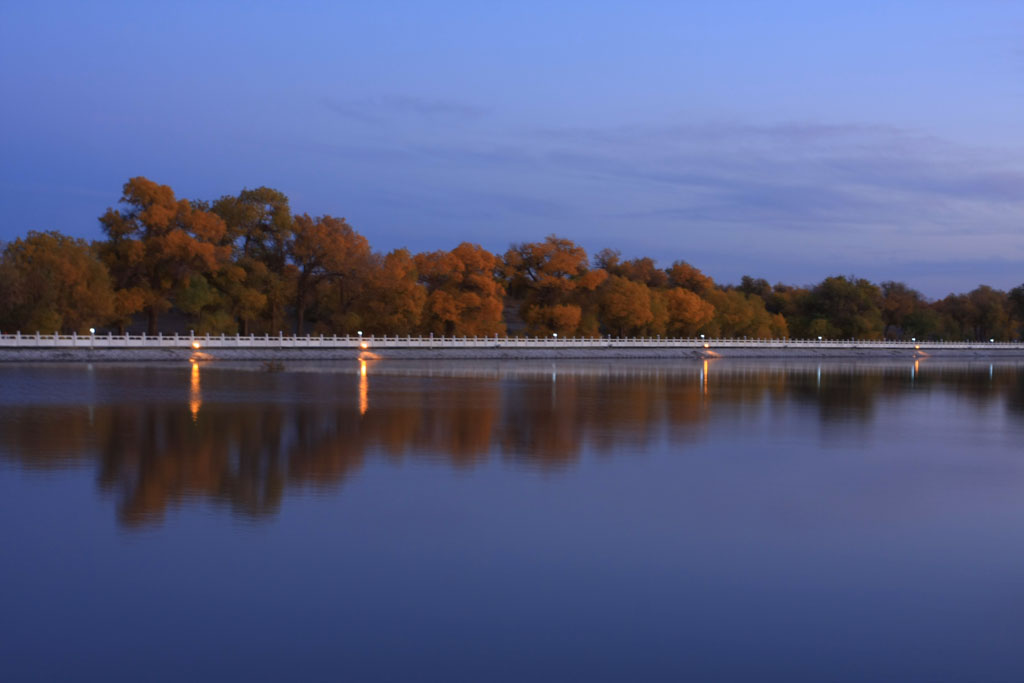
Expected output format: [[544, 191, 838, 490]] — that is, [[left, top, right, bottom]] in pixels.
[[98, 177, 229, 334], [415, 243, 505, 336], [504, 235, 607, 335], [0, 231, 115, 333], [595, 249, 668, 289], [666, 260, 714, 295], [345, 249, 426, 334], [659, 287, 716, 337], [703, 289, 788, 338], [598, 275, 654, 336], [289, 214, 371, 333], [211, 187, 294, 333]]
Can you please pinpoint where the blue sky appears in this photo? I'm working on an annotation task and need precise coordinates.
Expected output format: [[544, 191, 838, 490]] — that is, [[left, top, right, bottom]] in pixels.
[[2, 0, 1024, 297]]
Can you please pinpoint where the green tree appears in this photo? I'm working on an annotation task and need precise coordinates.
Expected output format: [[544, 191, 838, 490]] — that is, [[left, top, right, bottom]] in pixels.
[[798, 276, 884, 339]]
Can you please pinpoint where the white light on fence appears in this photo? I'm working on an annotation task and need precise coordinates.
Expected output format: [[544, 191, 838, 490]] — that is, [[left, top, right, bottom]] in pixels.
[[89, 328, 95, 334], [553, 333, 558, 338]]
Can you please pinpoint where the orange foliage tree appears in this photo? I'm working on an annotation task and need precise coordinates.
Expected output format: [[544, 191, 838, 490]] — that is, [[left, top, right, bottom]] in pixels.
[[98, 177, 229, 334], [659, 287, 716, 337], [352, 249, 426, 334], [666, 260, 714, 295], [598, 275, 654, 336], [504, 235, 607, 336], [211, 187, 294, 333], [0, 231, 115, 333], [415, 243, 505, 336], [289, 214, 371, 333]]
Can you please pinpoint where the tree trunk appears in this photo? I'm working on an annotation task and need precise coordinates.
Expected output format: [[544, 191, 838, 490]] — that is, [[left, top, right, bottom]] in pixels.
[[295, 288, 306, 335], [147, 307, 158, 335]]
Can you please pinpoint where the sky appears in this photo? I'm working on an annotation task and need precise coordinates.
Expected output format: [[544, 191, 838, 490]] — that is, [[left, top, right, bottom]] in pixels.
[[2, 0, 1024, 298]]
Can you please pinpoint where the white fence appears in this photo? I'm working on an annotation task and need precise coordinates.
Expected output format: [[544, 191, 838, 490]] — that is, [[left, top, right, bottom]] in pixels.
[[1, 331, 1021, 351]]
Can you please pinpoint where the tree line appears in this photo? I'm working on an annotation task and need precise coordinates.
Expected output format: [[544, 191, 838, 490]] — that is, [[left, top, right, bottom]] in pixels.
[[2, 176, 1023, 340]]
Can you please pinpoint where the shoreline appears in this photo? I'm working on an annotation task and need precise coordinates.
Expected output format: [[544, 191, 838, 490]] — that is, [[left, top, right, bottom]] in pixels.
[[4, 346, 1024, 362]]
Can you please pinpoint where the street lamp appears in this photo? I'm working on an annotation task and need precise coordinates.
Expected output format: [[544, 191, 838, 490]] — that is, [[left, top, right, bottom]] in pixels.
[[89, 327, 95, 335]]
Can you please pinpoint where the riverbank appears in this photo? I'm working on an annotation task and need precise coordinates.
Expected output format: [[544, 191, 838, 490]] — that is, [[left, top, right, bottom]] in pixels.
[[4, 345, 1024, 362]]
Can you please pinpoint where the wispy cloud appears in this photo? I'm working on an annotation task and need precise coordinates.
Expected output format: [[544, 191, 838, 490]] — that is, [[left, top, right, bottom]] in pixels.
[[321, 94, 488, 125], [302, 112, 1024, 292]]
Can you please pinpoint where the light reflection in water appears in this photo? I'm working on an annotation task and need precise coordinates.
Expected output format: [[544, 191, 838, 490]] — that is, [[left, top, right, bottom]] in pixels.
[[189, 361, 201, 421], [359, 359, 369, 415], [702, 359, 709, 395]]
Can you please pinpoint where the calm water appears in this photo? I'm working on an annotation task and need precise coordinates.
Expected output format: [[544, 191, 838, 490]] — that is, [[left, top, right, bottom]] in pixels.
[[3, 359, 1024, 682]]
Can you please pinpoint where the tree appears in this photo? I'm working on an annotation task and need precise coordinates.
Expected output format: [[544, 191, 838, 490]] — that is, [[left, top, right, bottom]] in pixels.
[[504, 235, 607, 335], [797, 276, 884, 340], [415, 243, 505, 336], [352, 249, 426, 334], [598, 275, 654, 336], [666, 261, 714, 295], [211, 187, 293, 333], [661, 287, 715, 337], [936, 286, 1014, 340], [98, 177, 229, 334], [703, 289, 788, 338], [289, 214, 371, 334], [0, 231, 115, 333], [880, 281, 928, 339]]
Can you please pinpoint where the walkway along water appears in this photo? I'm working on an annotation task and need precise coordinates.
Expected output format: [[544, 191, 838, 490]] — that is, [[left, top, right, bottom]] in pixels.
[[2, 332, 1023, 361]]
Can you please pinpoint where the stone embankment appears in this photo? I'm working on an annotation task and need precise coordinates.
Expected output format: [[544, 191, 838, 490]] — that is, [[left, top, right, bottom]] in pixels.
[[2, 333, 1024, 361]]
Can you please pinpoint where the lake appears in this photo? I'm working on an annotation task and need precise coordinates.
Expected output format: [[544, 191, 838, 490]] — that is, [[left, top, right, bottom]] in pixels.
[[3, 359, 1024, 682]]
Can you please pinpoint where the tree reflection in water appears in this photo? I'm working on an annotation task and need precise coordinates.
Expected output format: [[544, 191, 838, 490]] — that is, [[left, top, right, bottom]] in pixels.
[[2, 359, 1023, 527]]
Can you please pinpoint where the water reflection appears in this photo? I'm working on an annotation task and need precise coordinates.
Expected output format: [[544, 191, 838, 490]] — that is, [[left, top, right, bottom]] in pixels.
[[359, 359, 369, 416], [3, 359, 1024, 527], [189, 360, 201, 422]]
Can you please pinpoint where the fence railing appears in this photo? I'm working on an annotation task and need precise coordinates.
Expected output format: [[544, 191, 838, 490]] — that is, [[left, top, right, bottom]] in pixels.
[[1, 332, 1022, 351]]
